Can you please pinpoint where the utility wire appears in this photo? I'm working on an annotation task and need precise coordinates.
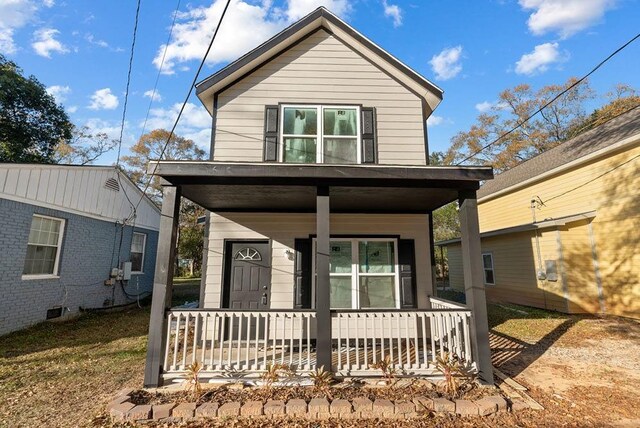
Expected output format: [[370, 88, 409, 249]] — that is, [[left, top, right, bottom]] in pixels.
[[134, 0, 232, 212], [456, 31, 640, 166]]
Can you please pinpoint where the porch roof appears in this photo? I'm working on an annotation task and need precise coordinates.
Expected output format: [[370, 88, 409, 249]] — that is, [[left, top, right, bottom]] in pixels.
[[148, 161, 493, 213]]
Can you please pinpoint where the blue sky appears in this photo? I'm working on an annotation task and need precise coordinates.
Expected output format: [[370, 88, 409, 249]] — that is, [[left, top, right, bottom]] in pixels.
[[1, 0, 639, 164]]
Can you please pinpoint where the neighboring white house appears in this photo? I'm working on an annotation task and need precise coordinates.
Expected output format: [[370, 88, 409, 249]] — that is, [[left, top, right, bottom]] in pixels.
[[0, 164, 161, 335]]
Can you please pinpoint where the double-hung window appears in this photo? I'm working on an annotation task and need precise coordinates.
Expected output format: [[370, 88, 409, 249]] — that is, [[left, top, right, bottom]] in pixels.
[[281, 105, 360, 164], [482, 253, 495, 285], [314, 238, 399, 309], [130, 232, 146, 273], [23, 214, 65, 277]]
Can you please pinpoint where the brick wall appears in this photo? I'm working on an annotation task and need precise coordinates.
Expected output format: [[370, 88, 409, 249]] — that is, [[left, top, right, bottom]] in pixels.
[[0, 198, 159, 336]]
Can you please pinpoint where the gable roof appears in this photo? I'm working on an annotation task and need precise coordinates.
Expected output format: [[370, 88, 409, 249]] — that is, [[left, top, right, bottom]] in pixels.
[[477, 106, 640, 200], [195, 7, 443, 117]]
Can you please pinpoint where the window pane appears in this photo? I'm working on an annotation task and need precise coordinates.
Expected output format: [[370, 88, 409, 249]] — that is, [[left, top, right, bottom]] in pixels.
[[131, 234, 144, 253], [324, 108, 357, 136], [359, 241, 395, 273], [330, 276, 352, 308], [360, 276, 396, 308], [283, 138, 317, 163], [330, 241, 352, 273], [324, 138, 357, 164], [283, 108, 317, 135], [131, 252, 143, 272], [23, 245, 57, 275], [484, 269, 494, 284], [482, 254, 492, 269]]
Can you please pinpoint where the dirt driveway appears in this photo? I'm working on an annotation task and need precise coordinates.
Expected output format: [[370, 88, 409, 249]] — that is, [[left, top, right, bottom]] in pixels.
[[489, 304, 640, 427]]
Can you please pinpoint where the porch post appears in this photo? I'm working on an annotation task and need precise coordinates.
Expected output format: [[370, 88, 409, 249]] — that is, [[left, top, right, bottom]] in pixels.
[[144, 185, 181, 387], [458, 190, 494, 385], [316, 186, 332, 370]]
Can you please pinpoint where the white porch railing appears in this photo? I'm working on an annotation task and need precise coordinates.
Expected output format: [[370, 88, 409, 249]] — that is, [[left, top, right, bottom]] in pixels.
[[161, 306, 474, 379], [429, 296, 467, 310]]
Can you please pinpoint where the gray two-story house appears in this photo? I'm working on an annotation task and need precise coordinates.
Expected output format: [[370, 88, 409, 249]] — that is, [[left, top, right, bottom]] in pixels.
[[143, 7, 494, 387]]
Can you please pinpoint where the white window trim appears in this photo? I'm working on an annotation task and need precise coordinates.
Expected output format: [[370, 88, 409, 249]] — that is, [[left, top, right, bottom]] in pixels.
[[131, 232, 147, 274], [482, 252, 495, 285], [279, 104, 362, 164], [22, 214, 65, 279], [311, 237, 400, 309]]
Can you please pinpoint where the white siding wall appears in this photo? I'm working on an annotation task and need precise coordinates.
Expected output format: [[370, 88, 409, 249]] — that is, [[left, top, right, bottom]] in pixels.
[[0, 165, 160, 231], [203, 213, 433, 309], [214, 30, 427, 165]]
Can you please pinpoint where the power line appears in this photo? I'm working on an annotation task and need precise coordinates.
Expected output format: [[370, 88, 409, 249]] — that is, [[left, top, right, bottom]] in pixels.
[[134, 0, 232, 213], [455, 31, 640, 166], [139, 0, 183, 140]]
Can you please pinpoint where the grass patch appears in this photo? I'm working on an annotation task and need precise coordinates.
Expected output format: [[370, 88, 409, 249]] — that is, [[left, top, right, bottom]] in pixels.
[[172, 277, 201, 306]]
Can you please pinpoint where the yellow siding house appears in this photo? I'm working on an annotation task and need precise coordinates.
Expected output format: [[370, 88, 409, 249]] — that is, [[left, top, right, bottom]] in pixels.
[[440, 108, 640, 318]]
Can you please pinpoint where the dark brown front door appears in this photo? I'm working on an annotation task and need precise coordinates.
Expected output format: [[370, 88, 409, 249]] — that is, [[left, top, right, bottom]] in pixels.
[[224, 241, 271, 310]]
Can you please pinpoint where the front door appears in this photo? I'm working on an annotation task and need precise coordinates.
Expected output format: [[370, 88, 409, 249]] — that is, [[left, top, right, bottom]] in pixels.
[[224, 241, 271, 310]]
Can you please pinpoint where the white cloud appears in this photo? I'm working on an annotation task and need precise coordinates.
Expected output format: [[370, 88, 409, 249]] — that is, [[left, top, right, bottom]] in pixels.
[[285, 0, 351, 21], [85, 33, 124, 52], [43, 0, 55, 7], [32, 28, 69, 58], [88, 88, 119, 110], [143, 90, 162, 102], [67, 105, 78, 114], [153, 0, 351, 74], [382, 1, 403, 27], [515, 42, 564, 75], [519, 0, 616, 38], [427, 115, 444, 126], [0, 0, 38, 54], [46, 85, 71, 104], [429, 46, 463, 80], [144, 102, 212, 149], [475, 101, 493, 113], [83, 118, 134, 147]]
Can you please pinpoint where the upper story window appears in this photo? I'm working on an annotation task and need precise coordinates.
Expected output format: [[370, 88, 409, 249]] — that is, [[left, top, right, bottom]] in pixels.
[[23, 214, 65, 277], [281, 105, 361, 164]]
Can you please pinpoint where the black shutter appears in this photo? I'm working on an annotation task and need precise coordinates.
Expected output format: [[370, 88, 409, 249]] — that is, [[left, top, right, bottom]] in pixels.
[[294, 238, 312, 309], [398, 239, 417, 308], [361, 107, 377, 164], [263, 105, 279, 162]]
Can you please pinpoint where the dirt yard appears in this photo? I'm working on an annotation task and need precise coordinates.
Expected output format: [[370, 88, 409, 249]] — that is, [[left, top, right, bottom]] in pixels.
[[0, 288, 638, 427]]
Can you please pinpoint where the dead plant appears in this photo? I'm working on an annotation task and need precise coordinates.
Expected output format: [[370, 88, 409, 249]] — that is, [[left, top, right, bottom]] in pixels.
[[370, 355, 397, 386], [435, 352, 476, 399], [184, 361, 203, 401], [309, 366, 334, 399], [260, 362, 294, 390]]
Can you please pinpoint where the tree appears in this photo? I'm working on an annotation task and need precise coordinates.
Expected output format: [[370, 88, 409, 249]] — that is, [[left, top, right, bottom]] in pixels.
[[178, 202, 205, 276], [54, 125, 118, 165], [446, 77, 595, 172], [0, 54, 73, 163], [121, 128, 207, 202]]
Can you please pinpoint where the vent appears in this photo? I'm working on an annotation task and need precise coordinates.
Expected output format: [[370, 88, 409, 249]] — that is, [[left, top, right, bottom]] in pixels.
[[104, 177, 120, 192], [46, 307, 63, 319]]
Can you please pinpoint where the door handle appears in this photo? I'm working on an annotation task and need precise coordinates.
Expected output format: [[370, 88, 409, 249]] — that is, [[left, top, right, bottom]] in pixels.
[[262, 293, 267, 305]]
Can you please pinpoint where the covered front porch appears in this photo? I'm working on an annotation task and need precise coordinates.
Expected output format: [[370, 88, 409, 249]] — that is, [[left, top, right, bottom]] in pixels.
[[143, 162, 493, 387]]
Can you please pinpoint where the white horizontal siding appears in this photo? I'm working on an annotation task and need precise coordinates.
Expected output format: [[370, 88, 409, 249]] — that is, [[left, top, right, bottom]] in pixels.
[[0, 165, 160, 231]]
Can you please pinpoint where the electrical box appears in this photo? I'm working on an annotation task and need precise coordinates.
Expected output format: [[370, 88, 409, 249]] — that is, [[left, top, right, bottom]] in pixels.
[[121, 261, 132, 281], [110, 267, 119, 278]]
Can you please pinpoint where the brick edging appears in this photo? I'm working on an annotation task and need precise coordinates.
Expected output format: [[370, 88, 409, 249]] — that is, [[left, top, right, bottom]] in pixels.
[[108, 389, 530, 423]]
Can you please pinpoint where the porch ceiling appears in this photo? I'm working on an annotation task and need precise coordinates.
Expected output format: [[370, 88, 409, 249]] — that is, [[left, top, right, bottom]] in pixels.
[[149, 161, 494, 213]]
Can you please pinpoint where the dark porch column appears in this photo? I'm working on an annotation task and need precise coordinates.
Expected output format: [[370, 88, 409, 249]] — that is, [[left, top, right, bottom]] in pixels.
[[316, 186, 332, 370], [144, 185, 181, 387], [458, 190, 494, 385]]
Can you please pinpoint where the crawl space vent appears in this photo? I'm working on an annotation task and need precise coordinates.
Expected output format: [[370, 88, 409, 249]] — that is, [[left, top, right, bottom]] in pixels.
[[104, 177, 120, 192], [46, 307, 63, 319]]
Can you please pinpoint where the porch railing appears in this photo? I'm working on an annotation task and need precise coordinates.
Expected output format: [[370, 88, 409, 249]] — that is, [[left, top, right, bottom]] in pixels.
[[429, 296, 467, 310], [161, 305, 474, 379]]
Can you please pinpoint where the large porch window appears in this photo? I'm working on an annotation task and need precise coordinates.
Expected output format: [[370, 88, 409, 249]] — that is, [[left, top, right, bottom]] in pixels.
[[314, 238, 399, 309], [281, 105, 361, 164]]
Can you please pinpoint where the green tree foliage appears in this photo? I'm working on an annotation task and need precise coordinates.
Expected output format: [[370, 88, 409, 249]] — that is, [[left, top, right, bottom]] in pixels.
[[0, 54, 73, 163], [178, 202, 205, 277]]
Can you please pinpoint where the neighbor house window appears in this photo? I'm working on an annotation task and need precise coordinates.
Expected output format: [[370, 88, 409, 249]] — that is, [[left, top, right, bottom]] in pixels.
[[314, 238, 399, 309], [130, 232, 146, 273], [23, 215, 65, 277], [281, 105, 360, 164], [482, 253, 495, 285]]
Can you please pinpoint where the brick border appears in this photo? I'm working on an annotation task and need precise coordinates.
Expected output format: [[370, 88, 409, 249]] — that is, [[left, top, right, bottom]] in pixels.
[[107, 391, 532, 423]]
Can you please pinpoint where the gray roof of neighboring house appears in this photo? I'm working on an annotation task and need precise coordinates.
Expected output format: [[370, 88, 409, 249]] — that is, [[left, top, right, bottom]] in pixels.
[[477, 106, 640, 199]]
